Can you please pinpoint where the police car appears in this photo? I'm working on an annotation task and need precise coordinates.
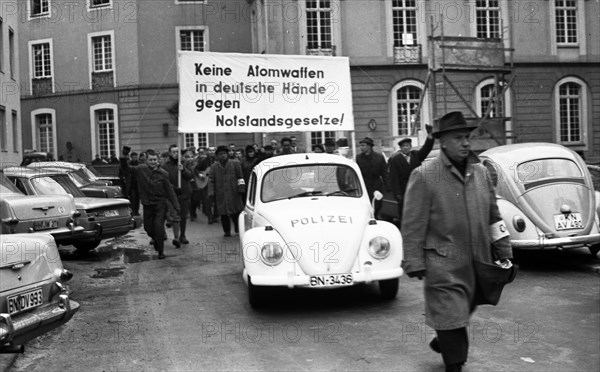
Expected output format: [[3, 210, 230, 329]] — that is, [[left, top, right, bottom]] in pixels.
[[239, 153, 403, 307]]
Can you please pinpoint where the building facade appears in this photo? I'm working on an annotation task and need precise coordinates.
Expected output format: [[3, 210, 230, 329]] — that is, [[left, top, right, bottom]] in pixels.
[[17, 0, 600, 162], [0, 0, 21, 167]]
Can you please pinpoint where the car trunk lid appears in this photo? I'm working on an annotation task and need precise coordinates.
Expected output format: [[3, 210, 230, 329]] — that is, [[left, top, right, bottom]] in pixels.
[[2, 194, 75, 220]]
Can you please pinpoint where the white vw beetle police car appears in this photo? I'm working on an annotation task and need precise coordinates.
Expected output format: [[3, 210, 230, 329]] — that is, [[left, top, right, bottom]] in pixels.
[[239, 153, 403, 307]]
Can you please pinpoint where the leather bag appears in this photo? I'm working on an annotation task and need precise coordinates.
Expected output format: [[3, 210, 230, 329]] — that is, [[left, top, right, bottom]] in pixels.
[[473, 259, 518, 306]]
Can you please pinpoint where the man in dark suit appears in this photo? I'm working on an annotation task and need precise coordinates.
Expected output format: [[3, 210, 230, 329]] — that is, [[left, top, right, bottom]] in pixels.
[[388, 124, 434, 226]]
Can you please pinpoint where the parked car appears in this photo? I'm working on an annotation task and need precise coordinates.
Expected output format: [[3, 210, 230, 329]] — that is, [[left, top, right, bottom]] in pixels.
[[0, 171, 84, 244], [0, 233, 80, 352], [4, 167, 136, 251], [239, 153, 403, 307], [27, 162, 124, 198], [479, 143, 600, 256], [19, 151, 55, 166]]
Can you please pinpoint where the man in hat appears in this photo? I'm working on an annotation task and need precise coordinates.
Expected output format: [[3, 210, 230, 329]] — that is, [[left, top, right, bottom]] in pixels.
[[208, 145, 246, 237], [388, 125, 434, 226], [401, 111, 512, 372], [323, 138, 337, 154], [356, 137, 389, 218]]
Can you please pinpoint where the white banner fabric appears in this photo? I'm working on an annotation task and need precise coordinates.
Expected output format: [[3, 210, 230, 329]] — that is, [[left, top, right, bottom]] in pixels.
[[177, 52, 355, 134]]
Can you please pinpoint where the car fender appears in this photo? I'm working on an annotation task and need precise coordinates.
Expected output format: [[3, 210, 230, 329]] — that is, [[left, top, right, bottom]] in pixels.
[[241, 226, 296, 280], [357, 220, 403, 267], [496, 198, 539, 242]]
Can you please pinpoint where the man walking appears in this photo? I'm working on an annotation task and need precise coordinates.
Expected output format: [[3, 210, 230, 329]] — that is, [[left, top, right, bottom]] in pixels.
[[388, 125, 434, 226], [120, 147, 179, 259], [162, 145, 194, 246], [401, 111, 512, 372], [356, 137, 389, 218], [208, 145, 246, 237]]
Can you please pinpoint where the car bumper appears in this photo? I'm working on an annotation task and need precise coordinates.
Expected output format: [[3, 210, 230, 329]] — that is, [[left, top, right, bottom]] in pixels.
[[512, 233, 600, 249], [247, 267, 404, 288], [0, 294, 80, 347], [51, 226, 86, 244]]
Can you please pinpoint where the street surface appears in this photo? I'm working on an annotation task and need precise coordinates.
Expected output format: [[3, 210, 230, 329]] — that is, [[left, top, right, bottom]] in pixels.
[[1, 217, 599, 372]]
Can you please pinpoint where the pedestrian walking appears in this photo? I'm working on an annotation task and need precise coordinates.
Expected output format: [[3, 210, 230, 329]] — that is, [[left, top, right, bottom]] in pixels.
[[192, 148, 214, 223], [208, 145, 246, 237], [162, 145, 194, 246], [401, 111, 513, 372], [120, 147, 179, 259], [355, 137, 389, 218], [387, 125, 434, 226]]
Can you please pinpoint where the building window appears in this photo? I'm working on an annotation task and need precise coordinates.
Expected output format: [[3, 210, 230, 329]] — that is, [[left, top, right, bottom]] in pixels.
[[557, 82, 582, 143], [180, 30, 205, 51], [311, 131, 336, 147], [89, 0, 111, 9], [391, 80, 430, 139], [0, 107, 6, 151], [30, 0, 50, 18], [479, 83, 504, 118], [32, 43, 52, 78], [306, 1, 332, 49], [36, 113, 53, 153], [555, 0, 578, 44], [476, 0, 500, 39], [9, 28, 15, 79], [30, 40, 53, 95], [12, 111, 18, 153], [392, 0, 417, 46], [95, 109, 116, 159], [184, 133, 208, 149], [0, 19, 3, 73], [92, 35, 113, 72]]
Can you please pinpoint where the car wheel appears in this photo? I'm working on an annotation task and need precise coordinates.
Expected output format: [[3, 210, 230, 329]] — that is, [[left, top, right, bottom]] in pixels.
[[589, 244, 600, 258], [248, 277, 267, 308], [73, 240, 102, 252], [378, 278, 399, 300]]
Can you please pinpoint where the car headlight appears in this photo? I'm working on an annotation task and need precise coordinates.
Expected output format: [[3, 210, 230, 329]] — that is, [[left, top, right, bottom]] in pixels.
[[368, 236, 391, 259], [513, 215, 526, 232], [260, 243, 284, 266]]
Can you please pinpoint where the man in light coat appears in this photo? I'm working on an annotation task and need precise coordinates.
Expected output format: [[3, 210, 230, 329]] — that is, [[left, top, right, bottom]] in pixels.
[[401, 111, 513, 372]]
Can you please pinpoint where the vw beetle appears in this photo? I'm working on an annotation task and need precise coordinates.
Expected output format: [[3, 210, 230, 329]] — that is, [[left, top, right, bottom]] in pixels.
[[479, 143, 600, 256], [239, 153, 403, 307]]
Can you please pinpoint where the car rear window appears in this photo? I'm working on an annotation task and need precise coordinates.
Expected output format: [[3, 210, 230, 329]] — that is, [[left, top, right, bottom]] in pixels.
[[0, 173, 23, 194], [261, 164, 363, 202], [516, 158, 582, 183]]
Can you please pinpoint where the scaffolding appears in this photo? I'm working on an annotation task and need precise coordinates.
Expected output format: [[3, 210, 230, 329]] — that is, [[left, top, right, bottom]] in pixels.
[[416, 16, 515, 151]]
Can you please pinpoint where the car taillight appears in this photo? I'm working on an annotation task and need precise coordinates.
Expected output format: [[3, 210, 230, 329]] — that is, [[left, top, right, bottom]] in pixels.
[[513, 216, 526, 232]]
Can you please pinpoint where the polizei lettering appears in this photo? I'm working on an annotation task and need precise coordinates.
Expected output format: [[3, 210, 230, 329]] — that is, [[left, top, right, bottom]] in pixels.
[[290, 215, 353, 227]]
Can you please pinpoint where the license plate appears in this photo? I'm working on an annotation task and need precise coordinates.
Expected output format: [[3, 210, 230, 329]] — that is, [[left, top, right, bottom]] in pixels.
[[554, 213, 583, 230], [33, 219, 58, 231], [7, 288, 44, 315], [104, 209, 119, 217], [309, 274, 353, 287]]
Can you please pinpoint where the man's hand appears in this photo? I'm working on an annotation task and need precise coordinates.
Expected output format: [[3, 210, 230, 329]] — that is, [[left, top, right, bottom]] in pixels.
[[407, 270, 426, 280], [425, 124, 433, 134]]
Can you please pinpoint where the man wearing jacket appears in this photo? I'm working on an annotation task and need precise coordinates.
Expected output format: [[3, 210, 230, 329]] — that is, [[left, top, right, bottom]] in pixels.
[[162, 145, 194, 246], [401, 111, 512, 372], [356, 137, 389, 218], [388, 125, 434, 226], [120, 148, 179, 259]]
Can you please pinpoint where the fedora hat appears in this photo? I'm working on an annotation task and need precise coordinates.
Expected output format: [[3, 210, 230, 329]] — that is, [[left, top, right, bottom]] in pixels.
[[398, 137, 412, 146], [433, 111, 478, 138], [359, 137, 374, 146]]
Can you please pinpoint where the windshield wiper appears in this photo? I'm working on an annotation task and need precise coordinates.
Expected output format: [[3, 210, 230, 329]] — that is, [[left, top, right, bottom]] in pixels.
[[288, 190, 324, 199], [326, 188, 358, 197]]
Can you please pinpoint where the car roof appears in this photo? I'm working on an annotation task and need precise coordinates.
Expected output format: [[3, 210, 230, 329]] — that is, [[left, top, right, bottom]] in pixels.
[[28, 161, 86, 170], [3, 166, 69, 178], [480, 143, 582, 164]]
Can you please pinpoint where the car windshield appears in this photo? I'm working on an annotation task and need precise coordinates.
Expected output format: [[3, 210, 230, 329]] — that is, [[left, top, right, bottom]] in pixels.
[[31, 175, 85, 197], [71, 169, 93, 186], [0, 173, 23, 194], [261, 164, 363, 202], [516, 158, 583, 183]]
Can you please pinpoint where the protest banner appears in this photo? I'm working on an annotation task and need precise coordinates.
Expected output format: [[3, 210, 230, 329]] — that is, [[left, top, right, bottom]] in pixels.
[[177, 52, 355, 134]]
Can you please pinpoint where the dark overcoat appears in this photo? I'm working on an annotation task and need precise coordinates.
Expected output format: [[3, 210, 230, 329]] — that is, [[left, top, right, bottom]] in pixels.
[[207, 159, 245, 215], [401, 151, 512, 330]]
